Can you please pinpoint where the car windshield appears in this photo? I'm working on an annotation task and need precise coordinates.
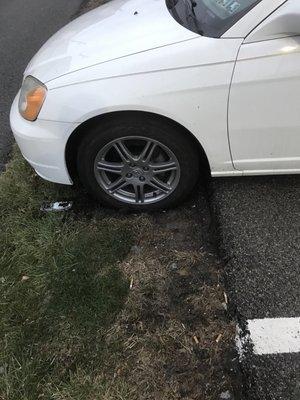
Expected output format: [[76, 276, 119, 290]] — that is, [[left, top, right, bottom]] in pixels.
[[167, 0, 262, 38]]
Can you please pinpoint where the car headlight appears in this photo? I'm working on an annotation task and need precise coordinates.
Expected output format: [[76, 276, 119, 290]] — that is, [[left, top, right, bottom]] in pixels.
[[18, 76, 47, 121]]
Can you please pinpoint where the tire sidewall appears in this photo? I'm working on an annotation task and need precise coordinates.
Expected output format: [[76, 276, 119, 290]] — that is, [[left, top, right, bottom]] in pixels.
[[77, 117, 200, 211]]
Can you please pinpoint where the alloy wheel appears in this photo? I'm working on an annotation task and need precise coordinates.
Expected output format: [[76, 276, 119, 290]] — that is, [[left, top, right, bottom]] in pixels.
[[93, 136, 181, 205]]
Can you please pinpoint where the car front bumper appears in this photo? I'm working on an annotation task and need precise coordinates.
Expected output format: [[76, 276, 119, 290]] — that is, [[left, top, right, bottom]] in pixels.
[[10, 94, 78, 185]]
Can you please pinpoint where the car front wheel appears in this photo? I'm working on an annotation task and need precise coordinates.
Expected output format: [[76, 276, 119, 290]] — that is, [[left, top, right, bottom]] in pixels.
[[77, 115, 200, 210]]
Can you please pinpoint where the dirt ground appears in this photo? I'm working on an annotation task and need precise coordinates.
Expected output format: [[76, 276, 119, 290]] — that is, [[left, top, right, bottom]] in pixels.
[[90, 189, 239, 400]]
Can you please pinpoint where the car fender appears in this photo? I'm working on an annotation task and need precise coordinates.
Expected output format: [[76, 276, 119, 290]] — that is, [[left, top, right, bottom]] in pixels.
[[39, 36, 243, 173]]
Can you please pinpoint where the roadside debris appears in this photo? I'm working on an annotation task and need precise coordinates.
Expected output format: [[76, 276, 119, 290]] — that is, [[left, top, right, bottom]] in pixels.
[[222, 292, 229, 310], [224, 292, 228, 304], [129, 277, 134, 290], [40, 201, 73, 212], [216, 334, 223, 344], [193, 335, 199, 344], [169, 262, 178, 271], [220, 390, 233, 399]]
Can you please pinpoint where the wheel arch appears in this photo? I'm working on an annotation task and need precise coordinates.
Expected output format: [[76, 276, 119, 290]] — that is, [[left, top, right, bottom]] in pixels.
[[65, 110, 211, 182]]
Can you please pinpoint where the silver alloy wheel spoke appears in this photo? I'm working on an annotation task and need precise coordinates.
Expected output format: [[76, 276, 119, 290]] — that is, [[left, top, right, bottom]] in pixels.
[[151, 161, 177, 174], [139, 140, 157, 163], [108, 177, 128, 193], [113, 141, 135, 163], [149, 177, 172, 193], [97, 161, 124, 174], [133, 184, 145, 203]]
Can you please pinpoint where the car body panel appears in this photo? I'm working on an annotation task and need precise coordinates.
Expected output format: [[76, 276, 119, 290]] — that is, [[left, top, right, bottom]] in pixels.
[[25, 0, 198, 84], [223, 0, 287, 38], [243, 0, 300, 43], [39, 36, 243, 174], [10, 95, 77, 184], [10, 0, 300, 187], [229, 1, 300, 171]]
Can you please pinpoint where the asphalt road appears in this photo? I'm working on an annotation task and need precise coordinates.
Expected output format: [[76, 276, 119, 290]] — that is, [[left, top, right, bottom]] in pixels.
[[0, 0, 85, 171], [212, 175, 300, 400]]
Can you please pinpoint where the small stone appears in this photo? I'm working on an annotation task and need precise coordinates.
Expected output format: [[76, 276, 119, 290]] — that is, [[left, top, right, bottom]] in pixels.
[[21, 275, 30, 282], [170, 262, 178, 271], [222, 302, 228, 311], [220, 391, 232, 400], [0, 277, 5, 284]]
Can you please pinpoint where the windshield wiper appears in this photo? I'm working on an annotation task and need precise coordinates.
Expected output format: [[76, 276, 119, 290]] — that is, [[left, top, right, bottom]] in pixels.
[[183, 0, 204, 35], [189, 0, 197, 15]]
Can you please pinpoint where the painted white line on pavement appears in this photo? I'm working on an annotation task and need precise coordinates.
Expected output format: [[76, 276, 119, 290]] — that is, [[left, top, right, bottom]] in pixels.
[[246, 318, 300, 355]]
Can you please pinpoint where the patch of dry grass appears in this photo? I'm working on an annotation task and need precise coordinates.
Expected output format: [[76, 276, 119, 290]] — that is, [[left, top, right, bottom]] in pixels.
[[97, 208, 236, 400], [46, 205, 236, 400], [0, 149, 236, 399]]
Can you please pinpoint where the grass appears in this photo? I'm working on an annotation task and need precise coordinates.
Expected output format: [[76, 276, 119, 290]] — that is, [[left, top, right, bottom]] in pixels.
[[0, 149, 237, 399], [0, 149, 134, 399]]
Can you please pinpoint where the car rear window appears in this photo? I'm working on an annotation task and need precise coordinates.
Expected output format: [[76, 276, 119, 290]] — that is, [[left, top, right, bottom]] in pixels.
[[167, 0, 262, 38]]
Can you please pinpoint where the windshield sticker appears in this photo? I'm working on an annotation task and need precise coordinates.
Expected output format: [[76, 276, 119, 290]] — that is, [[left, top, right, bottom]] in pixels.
[[216, 0, 241, 15], [202, 0, 249, 20]]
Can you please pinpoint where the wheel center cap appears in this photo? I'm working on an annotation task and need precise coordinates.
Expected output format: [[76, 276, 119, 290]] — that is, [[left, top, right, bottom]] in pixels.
[[132, 168, 143, 178]]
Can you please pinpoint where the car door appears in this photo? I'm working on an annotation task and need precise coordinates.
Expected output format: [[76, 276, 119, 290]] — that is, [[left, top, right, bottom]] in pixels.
[[229, 0, 300, 172]]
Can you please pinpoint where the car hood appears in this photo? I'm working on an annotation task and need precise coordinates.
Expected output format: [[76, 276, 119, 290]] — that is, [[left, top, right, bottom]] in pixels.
[[25, 0, 198, 83]]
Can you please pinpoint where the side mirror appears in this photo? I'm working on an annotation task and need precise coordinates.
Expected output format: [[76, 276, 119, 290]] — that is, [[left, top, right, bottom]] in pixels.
[[245, 1, 300, 43]]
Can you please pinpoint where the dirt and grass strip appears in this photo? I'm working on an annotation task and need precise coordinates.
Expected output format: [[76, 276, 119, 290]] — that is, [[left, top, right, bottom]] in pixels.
[[0, 149, 237, 399]]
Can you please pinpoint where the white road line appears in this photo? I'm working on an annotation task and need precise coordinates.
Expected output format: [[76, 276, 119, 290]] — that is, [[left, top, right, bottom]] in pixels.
[[239, 318, 300, 356]]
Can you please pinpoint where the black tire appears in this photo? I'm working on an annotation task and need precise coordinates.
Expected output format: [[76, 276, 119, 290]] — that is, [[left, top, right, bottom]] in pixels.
[[77, 114, 201, 211]]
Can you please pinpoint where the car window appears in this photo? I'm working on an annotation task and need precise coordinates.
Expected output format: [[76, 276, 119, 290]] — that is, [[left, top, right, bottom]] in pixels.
[[167, 0, 262, 38]]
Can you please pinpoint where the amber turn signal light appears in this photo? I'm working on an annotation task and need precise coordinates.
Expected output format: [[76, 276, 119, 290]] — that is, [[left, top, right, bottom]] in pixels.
[[19, 76, 47, 121]]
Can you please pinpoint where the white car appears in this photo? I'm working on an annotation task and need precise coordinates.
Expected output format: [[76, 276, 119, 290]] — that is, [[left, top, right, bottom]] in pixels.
[[10, 0, 300, 210]]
